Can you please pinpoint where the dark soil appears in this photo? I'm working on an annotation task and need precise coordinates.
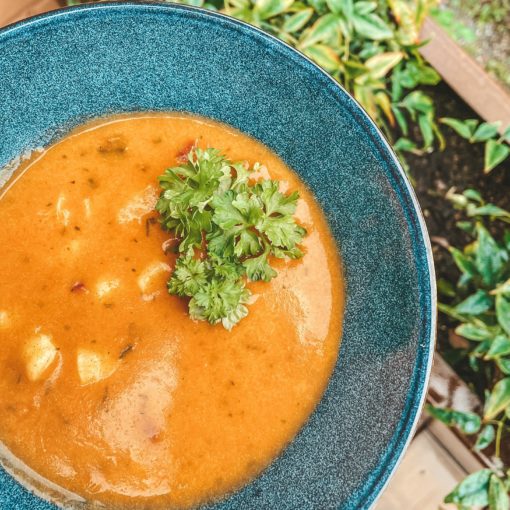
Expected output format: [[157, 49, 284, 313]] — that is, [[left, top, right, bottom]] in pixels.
[[407, 81, 510, 395], [410, 81, 510, 260]]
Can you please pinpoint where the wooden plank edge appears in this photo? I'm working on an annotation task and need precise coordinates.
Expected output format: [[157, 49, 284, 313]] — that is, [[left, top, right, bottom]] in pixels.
[[419, 17, 510, 132], [0, 0, 61, 28], [427, 353, 498, 472]]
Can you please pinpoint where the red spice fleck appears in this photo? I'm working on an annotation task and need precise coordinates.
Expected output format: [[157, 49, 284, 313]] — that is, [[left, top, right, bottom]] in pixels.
[[70, 281, 87, 293], [176, 141, 196, 163]]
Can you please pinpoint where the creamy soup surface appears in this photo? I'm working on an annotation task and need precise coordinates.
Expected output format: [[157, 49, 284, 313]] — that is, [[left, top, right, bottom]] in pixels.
[[0, 114, 344, 509]]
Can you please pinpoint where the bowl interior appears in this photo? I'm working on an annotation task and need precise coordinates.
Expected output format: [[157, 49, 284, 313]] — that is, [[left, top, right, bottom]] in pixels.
[[0, 3, 435, 509]]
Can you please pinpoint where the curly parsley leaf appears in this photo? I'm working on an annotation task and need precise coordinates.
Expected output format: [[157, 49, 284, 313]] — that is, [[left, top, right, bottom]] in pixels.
[[158, 146, 307, 329]]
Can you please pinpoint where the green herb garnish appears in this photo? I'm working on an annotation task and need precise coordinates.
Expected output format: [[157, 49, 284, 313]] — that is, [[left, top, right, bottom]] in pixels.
[[156, 147, 306, 329]]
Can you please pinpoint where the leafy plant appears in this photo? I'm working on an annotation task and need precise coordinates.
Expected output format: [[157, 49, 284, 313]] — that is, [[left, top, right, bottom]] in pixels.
[[441, 119, 510, 173], [431, 189, 510, 508], [66, 0, 510, 173]]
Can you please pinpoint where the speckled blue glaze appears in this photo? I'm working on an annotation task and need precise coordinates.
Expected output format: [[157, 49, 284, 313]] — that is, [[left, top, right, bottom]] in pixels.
[[0, 3, 436, 509]]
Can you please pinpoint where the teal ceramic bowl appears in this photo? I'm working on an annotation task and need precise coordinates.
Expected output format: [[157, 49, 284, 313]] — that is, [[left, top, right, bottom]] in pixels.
[[0, 2, 435, 509]]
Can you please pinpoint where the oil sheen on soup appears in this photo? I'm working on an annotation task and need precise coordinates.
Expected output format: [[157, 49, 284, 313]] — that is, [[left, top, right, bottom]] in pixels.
[[0, 114, 344, 509]]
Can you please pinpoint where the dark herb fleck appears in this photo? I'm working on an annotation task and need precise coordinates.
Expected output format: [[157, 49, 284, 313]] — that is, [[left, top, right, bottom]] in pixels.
[[119, 344, 134, 359]]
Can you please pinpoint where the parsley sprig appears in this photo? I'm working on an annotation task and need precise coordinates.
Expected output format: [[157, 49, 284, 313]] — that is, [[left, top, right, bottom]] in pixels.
[[156, 147, 307, 329]]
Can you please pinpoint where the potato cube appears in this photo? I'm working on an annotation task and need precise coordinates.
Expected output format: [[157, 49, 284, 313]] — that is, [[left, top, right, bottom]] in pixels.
[[96, 279, 120, 300], [24, 334, 58, 382], [77, 349, 118, 386]]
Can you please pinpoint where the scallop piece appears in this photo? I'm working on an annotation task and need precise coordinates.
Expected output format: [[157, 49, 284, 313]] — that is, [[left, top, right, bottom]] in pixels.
[[137, 261, 171, 295], [0, 310, 9, 329], [24, 334, 58, 382], [117, 186, 158, 224], [96, 279, 120, 300], [77, 349, 118, 386], [83, 198, 92, 219], [56, 193, 71, 227]]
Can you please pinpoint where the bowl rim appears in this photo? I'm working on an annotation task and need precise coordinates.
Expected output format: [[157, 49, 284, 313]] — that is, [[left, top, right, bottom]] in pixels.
[[0, 3, 437, 509]]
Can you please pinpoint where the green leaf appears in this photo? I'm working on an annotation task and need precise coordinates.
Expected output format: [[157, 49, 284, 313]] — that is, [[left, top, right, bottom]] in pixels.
[[426, 405, 481, 435], [471, 122, 501, 142], [299, 13, 341, 47], [437, 278, 456, 297], [497, 358, 510, 375], [486, 335, 510, 359], [253, 0, 294, 19], [456, 323, 495, 342], [485, 140, 510, 174], [418, 113, 434, 148], [441, 117, 474, 139], [457, 221, 476, 235], [469, 204, 510, 220], [484, 378, 510, 420], [303, 44, 340, 72], [475, 224, 506, 286], [444, 470, 491, 507], [392, 106, 408, 136], [475, 424, 495, 451], [394, 137, 417, 153], [455, 290, 492, 316], [439, 302, 469, 322], [449, 247, 477, 277], [463, 189, 483, 203], [401, 91, 434, 115], [365, 52, 403, 79], [497, 294, 510, 336], [283, 8, 314, 32], [352, 13, 393, 40], [412, 64, 440, 85], [503, 125, 510, 143], [505, 231, 510, 251], [492, 278, 510, 296], [489, 474, 510, 510], [325, 0, 349, 15], [354, 1, 376, 16]]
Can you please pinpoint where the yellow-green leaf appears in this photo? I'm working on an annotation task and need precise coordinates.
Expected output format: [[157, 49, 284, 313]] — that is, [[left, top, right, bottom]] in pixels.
[[374, 91, 394, 125], [299, 13, 341, 48], [326, 0, 351, 15], [440, 117, 475, 139], [283, 8, 313, 33], [352, 13, 393, 40], [253, 0, 294, 20], [484, 378, 510, 420], [486, 335, 510, 359], [365, 51, 404, 79], [303, 44, 340, 72]]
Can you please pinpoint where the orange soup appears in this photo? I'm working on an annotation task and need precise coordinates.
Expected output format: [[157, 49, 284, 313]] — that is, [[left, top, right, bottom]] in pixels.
[[0, 114, 344, 509]]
